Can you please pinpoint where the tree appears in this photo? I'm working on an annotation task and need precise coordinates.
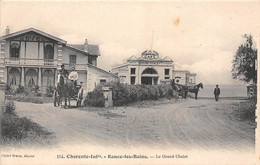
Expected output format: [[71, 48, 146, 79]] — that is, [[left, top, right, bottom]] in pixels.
[[232, 34, 257, 84]]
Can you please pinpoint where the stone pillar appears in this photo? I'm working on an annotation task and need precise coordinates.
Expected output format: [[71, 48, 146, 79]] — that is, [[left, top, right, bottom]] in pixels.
[[0, 40, 6, 83], [38, 68, 41, 88], [57, 44, 63, 71], [0, 81, 6, 111], [102, 86, 113, 108], [21, 67, 25, 86], [0, 40, 6, 111]]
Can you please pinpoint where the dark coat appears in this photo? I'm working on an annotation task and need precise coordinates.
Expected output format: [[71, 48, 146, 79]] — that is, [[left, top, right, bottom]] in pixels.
[[60, 68, 69, 78], [214, 88, 220, 95]]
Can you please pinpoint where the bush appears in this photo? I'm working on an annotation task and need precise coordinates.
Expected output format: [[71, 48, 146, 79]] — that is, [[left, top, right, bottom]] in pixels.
[[84, 82, 176, 107], [111, 82, 130, 106], [45, 86, 54, 97], [158, 84, 173, 98], [3, 101, 16, 115], [5, 84, 14, 95], [236, 99, 256, 121], [16, 84, 25, 94], [1, 112, 54, 145], [84, 89, 105, 107], [33, 85, 40, 93]]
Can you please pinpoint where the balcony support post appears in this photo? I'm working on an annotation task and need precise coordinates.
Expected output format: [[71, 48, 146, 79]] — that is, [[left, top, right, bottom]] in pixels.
[[21, 67, 25, 86], [38, 68, 41, 89]]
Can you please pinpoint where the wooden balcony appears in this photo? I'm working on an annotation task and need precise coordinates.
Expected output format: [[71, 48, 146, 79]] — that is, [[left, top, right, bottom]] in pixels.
[[63, 64, 88, 70], [4, 58, 58, 67]]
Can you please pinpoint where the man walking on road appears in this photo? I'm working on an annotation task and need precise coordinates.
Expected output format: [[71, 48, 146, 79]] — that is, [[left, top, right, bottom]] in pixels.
[[214, 85, 220, 101]]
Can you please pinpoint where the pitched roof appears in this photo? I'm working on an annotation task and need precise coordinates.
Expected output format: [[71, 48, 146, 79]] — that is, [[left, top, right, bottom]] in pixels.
[[0, 28, 67, 44], [64, 45, 89, 55], [163, 56, 173, 62], [87, 64, 118, 78], [0, 27, 100, 56], [127, 55, 138, 61], [68, 44, 100, 56]]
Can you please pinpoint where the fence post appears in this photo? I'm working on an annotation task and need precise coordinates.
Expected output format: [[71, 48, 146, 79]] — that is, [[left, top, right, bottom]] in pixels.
[[247, 84, 257, 99], [0, 81, 6, 112], [102, 86, 113, 108]]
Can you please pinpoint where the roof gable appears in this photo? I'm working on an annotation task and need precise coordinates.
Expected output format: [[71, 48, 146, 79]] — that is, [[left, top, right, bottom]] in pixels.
[[127, 55, 138, 61], [68, 44, 100, 56], [87, 64, 117, 78], [0, 28, 66, 44], [163, 56, 173, 61]]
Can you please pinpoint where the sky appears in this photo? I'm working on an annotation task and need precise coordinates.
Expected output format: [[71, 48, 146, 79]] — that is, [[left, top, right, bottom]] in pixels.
[[1, 1, 259, 85]]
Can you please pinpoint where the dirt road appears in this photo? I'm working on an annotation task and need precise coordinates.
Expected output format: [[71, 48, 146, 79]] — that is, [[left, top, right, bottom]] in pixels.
[[15, 99, 255, 151]]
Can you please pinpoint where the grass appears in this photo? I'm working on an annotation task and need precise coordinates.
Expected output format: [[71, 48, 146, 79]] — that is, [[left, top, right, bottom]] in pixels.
[[79, 97, 180, 112], [1, 101, 55, 147], [98, 111, 126, 119], [6, 94, 53, 104], [232, 99, 256, 122]]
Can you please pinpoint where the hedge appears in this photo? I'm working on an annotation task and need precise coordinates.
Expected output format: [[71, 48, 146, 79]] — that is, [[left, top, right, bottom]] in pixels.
[[83, 82, 177, 107]]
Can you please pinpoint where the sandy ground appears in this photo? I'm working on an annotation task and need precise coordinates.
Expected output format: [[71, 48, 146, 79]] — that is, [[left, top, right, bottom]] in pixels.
[[13, 98, 255, 152]]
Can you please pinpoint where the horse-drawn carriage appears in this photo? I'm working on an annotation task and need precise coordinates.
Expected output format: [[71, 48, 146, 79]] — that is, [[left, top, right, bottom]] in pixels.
[[53, 73, 83, 108], [161, 79, 203, 99], [173, 83, 203, 99]]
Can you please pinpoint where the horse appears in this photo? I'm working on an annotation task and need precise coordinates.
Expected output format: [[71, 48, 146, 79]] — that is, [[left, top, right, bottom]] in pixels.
[[183, 83, 203, 100], [66, 79, 78, 107], [56, 73, 69, 108], [56, 73, 79, 108]]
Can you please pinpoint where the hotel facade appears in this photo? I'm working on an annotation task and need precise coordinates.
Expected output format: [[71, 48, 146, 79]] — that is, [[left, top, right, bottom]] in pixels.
[[0, 27, 117, 94], [112, 50, 196, 86]]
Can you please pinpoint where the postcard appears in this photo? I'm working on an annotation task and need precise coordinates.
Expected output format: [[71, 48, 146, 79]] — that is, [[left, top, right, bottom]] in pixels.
[[0, 0, 259, 164]]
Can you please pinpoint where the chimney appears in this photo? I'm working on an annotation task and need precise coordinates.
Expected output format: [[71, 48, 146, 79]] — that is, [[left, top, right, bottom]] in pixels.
[[6, 26, 10, 35], [84, 39, 89, 53]]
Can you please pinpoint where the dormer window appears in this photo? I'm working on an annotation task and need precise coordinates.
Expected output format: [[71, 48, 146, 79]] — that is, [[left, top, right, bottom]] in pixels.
[[10, 43, 20, 58]]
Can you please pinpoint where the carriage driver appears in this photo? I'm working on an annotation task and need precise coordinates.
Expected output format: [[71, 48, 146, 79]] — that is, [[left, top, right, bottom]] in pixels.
[[60, 64, 69, 78], [68, 67, 79, 91]]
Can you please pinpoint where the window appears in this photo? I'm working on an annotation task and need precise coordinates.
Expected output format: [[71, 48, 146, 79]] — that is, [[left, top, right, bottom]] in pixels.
[[42, 70, 54, 87], [44, 44, 54, 59], [69, 55, 77, 68], [10, 43, 20, 58], [8, 68, 20, 85], [25, 69, 37, 87], [131, 76, 135, 84], [88, 56, 97, 66], [165, 69, 170, 75], [142, 68, 157, 74], [165, 77, 170, 79], [131, 68, 136, 75]]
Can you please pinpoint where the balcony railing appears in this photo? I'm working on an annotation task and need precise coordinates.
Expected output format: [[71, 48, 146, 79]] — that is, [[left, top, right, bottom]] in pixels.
[[63, 64, 88, 70], [4, 58, 88, 70], [4, 58, 58, 66]]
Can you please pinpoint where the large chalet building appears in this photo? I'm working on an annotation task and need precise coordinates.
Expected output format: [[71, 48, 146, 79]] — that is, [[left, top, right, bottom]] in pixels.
[[112, 50, 196, 86], [0, 27, 117, 93]]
